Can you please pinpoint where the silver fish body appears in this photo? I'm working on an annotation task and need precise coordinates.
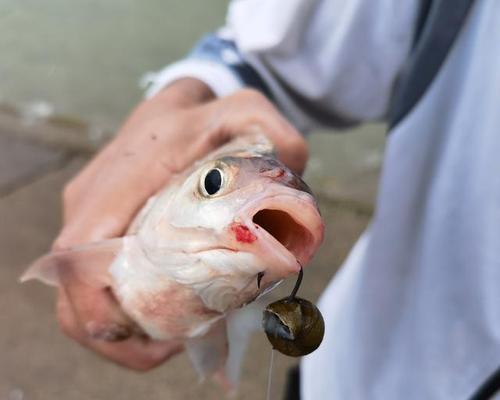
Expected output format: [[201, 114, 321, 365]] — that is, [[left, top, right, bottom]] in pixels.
[[22, 134, 324, 387]]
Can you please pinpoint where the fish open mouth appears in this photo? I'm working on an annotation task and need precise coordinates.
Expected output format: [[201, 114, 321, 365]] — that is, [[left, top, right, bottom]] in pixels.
[[252, 208, 316, 264]]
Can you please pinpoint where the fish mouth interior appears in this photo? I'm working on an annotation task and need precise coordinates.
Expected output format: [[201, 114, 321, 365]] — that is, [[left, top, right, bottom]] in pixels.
[[252, 209, 314, 263]]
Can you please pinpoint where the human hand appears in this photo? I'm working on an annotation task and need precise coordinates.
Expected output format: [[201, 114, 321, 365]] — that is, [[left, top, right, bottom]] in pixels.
[[54, 78, 308, 370]]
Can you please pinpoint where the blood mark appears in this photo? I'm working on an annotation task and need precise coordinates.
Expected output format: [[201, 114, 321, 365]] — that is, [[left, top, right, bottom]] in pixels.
[[275, 169, 285, 178], [231, 223, 257, 243], [260, 167, 286, 178]]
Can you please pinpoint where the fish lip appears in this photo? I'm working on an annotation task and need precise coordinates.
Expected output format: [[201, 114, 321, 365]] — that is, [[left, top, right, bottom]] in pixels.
[[237, 186, 324, 271]]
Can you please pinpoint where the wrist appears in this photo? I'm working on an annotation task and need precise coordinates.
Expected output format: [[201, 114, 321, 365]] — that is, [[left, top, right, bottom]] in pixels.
[[152, 78, 215, 109]]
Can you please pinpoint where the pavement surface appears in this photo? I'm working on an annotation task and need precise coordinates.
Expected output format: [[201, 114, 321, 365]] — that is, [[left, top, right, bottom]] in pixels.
[[0, 116, 376, 400]]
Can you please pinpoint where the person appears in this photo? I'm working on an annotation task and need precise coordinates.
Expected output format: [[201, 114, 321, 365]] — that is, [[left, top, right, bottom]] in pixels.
[[53, 0, 500, 398]]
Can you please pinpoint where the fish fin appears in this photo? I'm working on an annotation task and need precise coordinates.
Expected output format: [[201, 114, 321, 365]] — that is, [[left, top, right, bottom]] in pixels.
[[20, 237, 130, 288], [185, 319, 228, 382], [128, 195, 157, 234], [221, 300, 267, 388]]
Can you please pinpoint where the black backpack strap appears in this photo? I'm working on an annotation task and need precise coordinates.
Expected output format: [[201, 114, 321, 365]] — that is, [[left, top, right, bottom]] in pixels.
[[388, 0, 477, 129], [283, 365, 301, 400], [469, 365, 500, 400]]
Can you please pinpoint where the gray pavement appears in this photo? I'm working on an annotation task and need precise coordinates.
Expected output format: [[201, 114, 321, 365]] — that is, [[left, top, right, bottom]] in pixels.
[[0, 118, 374, 400]]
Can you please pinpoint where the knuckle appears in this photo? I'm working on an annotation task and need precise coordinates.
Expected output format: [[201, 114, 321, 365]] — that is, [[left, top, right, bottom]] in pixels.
[[236, 88, 269, 106]]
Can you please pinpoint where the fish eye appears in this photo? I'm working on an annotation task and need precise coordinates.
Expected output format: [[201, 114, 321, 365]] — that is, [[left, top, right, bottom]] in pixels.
[[202, 168, 223, 196]]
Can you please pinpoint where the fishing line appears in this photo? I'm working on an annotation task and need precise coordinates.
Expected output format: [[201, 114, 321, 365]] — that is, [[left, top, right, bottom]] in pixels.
[[266, 349, 275, 400]]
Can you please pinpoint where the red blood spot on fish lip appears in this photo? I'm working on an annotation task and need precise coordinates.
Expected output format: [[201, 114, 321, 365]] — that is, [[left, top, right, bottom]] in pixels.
[[231, 223, 257, 244]]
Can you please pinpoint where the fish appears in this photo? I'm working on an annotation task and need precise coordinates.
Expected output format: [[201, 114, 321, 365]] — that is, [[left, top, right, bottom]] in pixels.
[[21, 133, 324, 389]]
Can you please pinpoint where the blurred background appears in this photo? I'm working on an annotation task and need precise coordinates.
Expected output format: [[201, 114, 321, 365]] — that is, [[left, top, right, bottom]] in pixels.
[[0, 1, 384, 399]]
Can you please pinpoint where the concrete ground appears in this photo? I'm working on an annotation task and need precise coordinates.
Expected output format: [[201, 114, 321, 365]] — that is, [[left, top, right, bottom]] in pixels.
[[0, 115, 376, 400]]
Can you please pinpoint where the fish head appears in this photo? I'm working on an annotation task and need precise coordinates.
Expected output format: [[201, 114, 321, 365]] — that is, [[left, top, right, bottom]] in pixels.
[[139, 153, 324, 312]]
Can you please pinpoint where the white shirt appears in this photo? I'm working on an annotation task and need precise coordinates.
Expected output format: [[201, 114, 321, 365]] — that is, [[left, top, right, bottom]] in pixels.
[[146, 0, 500, 398]]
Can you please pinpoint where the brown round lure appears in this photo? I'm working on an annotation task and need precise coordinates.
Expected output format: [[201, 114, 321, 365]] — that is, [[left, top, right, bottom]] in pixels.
[[262, 267, 325, 357]]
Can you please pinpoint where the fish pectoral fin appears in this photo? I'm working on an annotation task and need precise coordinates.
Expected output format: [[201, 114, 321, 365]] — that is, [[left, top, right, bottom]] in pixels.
[[186, 301, 265, 393], [20, 236, 131, 288], [185, 319, 229, 384], [223, 300, 266, 387]]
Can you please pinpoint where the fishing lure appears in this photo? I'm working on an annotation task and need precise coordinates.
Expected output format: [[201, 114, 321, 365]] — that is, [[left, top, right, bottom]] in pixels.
[[262, 267, 324, 357]]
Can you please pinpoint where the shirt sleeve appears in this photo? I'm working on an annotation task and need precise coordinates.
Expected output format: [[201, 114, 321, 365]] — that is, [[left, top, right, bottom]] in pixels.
[[144, 0, 419, 132]]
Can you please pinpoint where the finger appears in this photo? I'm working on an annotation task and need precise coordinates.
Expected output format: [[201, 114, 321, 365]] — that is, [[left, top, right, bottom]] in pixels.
[[212, 89, 309, 174], [85, 334, 183, 371], [57, 289, 183, 371], [57, 144, 173, 247], [57, 288, 83, 342], [59, 79, 215, 232], [57, 98, 212, 246], [61, 277, 135, 341]]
